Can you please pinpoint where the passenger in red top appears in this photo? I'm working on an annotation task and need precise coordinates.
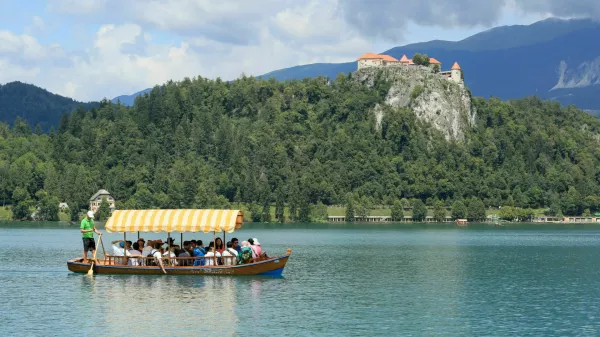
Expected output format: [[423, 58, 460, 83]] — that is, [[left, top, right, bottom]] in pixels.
[[215, 237, 225, 254]]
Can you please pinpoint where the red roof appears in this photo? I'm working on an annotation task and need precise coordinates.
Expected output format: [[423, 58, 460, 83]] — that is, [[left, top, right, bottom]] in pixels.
[[452, 62, 461, 70], [429, 57, 441, 64], [399, 55, 410, 63], [358, 53, 383, 60], [379, 54, 398, 62]]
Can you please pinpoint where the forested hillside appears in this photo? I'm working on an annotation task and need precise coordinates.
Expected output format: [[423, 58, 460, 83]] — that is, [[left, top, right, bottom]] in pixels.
[[0, 82, 97, 130], [2, 73, 600, 222]]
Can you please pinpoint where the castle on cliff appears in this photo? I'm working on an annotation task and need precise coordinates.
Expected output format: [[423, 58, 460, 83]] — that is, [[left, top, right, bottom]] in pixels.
[[357, 53, 463, 84]]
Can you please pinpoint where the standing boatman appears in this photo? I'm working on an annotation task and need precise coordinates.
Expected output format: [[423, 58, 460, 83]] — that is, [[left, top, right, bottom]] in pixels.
[[81, 210, 102, 264]]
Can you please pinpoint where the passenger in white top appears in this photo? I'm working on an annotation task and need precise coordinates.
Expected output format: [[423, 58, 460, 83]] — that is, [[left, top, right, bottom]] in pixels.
[[150, 242, 167, 274], [204, 242, 221, 266], [111, 240, 132, 265], [128, 242, 142, 266], [222, 242, 238, 265]]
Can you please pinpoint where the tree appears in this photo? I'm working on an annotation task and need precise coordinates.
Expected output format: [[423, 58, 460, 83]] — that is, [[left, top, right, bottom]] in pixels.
[[467, 198, 486, 221], [95, 197, 111, 221], [433, 200, 446, 222], [312, 201, 328, 222], [451, 200, 467, 219], [583, 208, 591, 217], [249, 203, 261, 222], [412, 199, 427, 221], [391, 200, 404, 221], [35, 190, 59, 221], [275, 187, 285, 223], [432, 64, 440, 73], [12, 187, 33, 221], [260, 199, 271, 222], [564, 186, 582, 216], [346, 200, 355, 222], [411, 53, 430, 66]]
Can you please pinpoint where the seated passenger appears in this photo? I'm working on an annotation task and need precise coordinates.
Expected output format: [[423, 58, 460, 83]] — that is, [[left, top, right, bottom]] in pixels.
[[192, 241, 205, 266], [204, 241, 221, 266], [231, 237, 241, 253], [111, 240, 132, 265], [128, 242, 142, 266], [148, 242, 167, 274], [164, 246, 178, 266], [178, 241, 192, 266], [238, 241, 254, 265], [215, 237, 225, 254], [222, 241, 238, 266]]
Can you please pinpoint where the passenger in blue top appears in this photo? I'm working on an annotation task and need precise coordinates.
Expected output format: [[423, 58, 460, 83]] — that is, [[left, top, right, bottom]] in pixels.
[[192, 240, 206, 266], [231, 237, 241, 253]]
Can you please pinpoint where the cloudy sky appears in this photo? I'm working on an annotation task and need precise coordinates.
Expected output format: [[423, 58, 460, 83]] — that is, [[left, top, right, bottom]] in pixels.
[[0, 0, 597, 101]]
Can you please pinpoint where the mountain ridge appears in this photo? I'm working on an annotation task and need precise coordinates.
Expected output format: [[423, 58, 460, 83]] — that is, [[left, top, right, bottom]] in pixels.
[[0, 81, 98, 130]]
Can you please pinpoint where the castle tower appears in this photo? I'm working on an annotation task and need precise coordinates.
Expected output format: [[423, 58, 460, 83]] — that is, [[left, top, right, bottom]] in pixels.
[[451, 62, 462, 83]]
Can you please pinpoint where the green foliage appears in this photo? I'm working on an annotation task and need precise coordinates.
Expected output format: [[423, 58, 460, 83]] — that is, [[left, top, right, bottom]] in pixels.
[[410, 85, 424, 101], [432, 64, 440, 73], [249, 203, 261, 222], [95, 197, 111, 221], [433, 200, 446, 222], [345, 199, 355, 222], [1, 74, 600, 223], [35, 190, 59, 221], [467, 198, 486, 221], [275, 187, 285, 223], [391, 200, 404, 221], [412, 54, 430, 66], [312, 201, 328, 222], [498, 206, 534, 222], [583, 208, 591, 217], [412, 199, 427, 221], [451, 201, 467, 219], [12, 187, 33, 221]]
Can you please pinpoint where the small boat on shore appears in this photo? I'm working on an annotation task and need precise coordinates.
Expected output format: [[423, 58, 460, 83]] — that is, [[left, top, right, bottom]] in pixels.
[[456, 219, 468, 226], [67, 209, 292, 276]]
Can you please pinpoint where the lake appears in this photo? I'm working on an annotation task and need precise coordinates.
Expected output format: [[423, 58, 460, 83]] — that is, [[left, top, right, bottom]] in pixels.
[[2, 222, 600, 336]]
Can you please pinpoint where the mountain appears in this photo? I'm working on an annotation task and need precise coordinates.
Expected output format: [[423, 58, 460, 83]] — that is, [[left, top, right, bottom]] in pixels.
[[259, 18, 600, 112], [111, 88, 152, 106], [0, 81, 97, 130]]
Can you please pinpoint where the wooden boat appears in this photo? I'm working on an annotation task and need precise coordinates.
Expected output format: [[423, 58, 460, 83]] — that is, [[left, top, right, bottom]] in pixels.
[[67, 209, 292, 276], [456, 219, 468, 226]]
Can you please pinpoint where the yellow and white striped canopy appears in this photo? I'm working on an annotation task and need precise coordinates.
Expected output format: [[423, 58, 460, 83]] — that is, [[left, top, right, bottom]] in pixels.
[[104, 209, 244, 233]]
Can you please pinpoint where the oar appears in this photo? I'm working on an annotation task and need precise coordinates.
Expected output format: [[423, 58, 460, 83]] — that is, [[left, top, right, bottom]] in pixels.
[[87, 236, 99, 276]]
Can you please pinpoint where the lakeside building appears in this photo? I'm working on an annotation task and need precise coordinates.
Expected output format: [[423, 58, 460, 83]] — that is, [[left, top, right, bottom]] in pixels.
[[89, 189, 116, 213], [328, 215, 454, 223], [357, 53, 463, 84]]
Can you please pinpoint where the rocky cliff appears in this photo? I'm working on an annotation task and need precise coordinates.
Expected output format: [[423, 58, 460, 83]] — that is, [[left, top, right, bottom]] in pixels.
[[353, 66, 476, 141]]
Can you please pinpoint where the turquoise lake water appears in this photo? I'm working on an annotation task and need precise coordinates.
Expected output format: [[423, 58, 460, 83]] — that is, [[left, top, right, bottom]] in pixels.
[[2, 222, 600, 336]]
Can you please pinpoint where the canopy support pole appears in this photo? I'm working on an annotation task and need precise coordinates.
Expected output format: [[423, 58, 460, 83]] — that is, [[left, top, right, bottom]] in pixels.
[[168, 232, 171, 266], [137, 231, 139, 240], [123, 232, 127, 266], [213, 231, 216, 266]]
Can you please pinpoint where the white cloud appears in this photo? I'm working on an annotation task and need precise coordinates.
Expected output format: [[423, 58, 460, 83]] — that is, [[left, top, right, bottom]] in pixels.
[[7, 0, 598, 102]]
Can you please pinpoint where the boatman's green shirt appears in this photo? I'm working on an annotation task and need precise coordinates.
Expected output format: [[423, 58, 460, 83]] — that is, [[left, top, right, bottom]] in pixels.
[[81, 218, 94, 238]]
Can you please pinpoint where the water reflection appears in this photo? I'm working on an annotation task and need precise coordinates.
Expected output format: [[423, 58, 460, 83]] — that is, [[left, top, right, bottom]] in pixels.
[[92, 276, 239, 336]]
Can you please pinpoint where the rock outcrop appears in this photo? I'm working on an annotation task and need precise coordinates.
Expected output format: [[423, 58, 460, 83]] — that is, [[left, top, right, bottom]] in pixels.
[[354, 66, 476, 141]]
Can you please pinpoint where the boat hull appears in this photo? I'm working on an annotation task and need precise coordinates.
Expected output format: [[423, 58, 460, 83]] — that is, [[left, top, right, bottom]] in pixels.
[[67, 251, 291, 276]]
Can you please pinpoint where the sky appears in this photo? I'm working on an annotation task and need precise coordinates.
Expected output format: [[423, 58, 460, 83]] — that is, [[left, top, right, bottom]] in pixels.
[[0, 0, 598, 101]]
